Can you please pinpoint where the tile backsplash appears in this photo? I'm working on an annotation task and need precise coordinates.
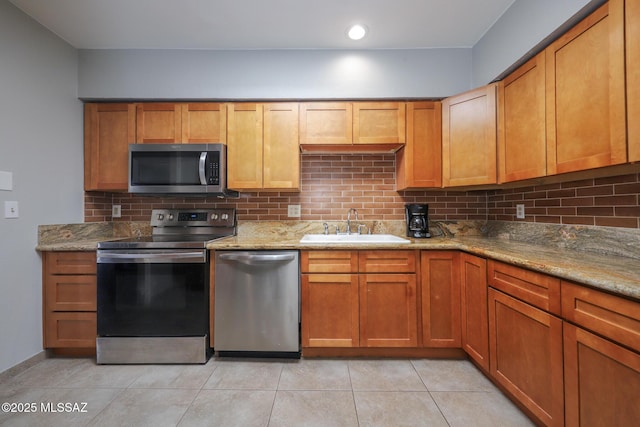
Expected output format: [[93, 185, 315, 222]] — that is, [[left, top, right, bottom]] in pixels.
[[84, 154, 640, 229]]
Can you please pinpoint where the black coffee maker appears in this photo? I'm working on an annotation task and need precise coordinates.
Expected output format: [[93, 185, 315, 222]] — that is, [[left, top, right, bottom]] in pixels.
[[405, 204, 430, 238]]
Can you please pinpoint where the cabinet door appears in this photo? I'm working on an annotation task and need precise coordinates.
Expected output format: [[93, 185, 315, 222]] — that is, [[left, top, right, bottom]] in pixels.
[[44, 252, 97, 275], [45, 275, 96, 312], [353, 102, 405, 145], [299, 102, 352, 145], [84, 103, 135, 191], [359, 250, 416, 273], [227, 103, 264, 189], [263, 103, 300, 190], [460, 253, 489, 371], [396, 101, 442, 189], [420, 251, 461, 348], [561, 281, 640, 354], [442, 84, 497, 187], [488, 289, 564, 426], [301, 250, 358, 274], [498, 52, 546, 183], [181, 103, 227, 144], [359, 273, 417, 347], [487, 260, 561, 315], [44, 312, 96, 348], [136, 103, 182, 143], [545, 0, 626, 174], [564, 323, 640, 427], [628, 0, 640, 162], [301, 273, 359, 347]]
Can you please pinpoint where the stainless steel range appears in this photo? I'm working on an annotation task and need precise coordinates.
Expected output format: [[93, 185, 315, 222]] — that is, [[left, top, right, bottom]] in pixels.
[[96, 208, 236, 364]]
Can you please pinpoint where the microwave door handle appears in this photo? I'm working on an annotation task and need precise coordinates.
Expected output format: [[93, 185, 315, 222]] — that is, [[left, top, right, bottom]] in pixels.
[[199, 152, 208, 185]]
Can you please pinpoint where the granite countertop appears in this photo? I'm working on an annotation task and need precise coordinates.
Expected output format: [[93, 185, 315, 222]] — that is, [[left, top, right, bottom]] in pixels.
[[37, 220, 640, 301]]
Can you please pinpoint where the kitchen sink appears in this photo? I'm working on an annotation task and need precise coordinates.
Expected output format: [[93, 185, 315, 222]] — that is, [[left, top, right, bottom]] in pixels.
[[299, 234, 410, 244]]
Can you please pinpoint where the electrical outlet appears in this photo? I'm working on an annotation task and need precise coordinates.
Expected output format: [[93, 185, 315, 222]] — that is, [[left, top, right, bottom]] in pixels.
[[4, 201, 18, 218], [287, 204, 301, 218], [112, 205, 122, 218], [516, 204, 525, 219]]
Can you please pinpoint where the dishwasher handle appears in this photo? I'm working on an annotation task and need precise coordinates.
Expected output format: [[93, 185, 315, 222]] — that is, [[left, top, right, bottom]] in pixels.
[[218, 252, 296, 265]]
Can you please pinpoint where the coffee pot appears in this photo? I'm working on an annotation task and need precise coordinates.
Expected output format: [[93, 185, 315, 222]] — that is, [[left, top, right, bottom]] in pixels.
[[405, 204, 430, 238]]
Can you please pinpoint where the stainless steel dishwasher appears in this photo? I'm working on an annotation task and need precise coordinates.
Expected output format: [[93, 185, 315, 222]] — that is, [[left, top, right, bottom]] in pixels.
[[214, 250, 300, 358]]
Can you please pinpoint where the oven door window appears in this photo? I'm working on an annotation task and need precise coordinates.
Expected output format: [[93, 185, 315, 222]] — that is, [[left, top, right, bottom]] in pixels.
[[97, 262, 208, 337]]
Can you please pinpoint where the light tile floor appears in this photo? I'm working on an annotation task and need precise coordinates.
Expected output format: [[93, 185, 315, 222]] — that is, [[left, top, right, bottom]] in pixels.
[[0, 357, 535, 426]]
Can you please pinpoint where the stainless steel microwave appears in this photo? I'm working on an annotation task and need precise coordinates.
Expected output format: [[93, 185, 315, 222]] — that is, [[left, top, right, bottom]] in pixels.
[[129, 143, 231, 195]]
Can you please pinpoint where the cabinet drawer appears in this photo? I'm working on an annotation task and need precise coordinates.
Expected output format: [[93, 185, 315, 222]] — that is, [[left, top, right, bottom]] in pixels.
[[562, 281, 640, 353], [45, 275, 96, 311], [488, 260, 561, 315], [359, 250, 416, 273], [44, 312, 97, 348], [301, 251, 358, 273], [45, 252, 97, 275]]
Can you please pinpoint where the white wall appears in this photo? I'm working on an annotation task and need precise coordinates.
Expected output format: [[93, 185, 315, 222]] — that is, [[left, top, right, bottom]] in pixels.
[[0, 0, 83, 374], [78, 48, 473, 100]]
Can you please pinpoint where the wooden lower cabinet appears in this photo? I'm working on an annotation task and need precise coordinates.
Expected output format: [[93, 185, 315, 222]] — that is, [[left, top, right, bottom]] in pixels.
[[42, 251, 97, 349], [301, 273, 359, 347], [563, 323, 640, 427], [359, 273, 417, 347], [420, 251, 461, 347], [301, 250, 418, 349], [460, 253, 489, 371], [488, 288, 564, 426]]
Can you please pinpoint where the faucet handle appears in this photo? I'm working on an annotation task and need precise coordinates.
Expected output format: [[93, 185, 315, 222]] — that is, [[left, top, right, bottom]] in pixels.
[[322, 222, 329, 235], [357, 224, 368, 235]]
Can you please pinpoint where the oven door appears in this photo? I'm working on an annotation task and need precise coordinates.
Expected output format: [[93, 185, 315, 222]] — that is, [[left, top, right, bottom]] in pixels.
[[97, 249, 209, 337]]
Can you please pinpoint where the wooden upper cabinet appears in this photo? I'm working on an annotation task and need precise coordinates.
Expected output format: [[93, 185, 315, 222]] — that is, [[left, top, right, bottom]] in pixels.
[[227, 103, 264, 189], [545, 0, 626, 175], [299, 102, 352, 145], [263, 103, 300, 190], [181, 103, 227, 144], [227, 103, 299, 191], [628, 0, 640, 163], [498, 53, 547, 183], [442, 84, 497, 187], [396, 101, 442, 189], [353, 102, 405, 145], [136, 103, 181, 143], [299, 102, 405, 151], [137, 103, 227, 144], [84, 103, 135, 191]]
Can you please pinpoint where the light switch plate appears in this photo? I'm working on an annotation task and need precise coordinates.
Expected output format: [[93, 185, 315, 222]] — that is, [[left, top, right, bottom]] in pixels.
[[0, 171, 12, 191], [5, 201, 19, 218], [112, 205, 122, 218]]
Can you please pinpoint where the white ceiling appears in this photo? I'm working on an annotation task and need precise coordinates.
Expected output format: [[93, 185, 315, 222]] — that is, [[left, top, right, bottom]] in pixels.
[[9, 0, 516, 50]]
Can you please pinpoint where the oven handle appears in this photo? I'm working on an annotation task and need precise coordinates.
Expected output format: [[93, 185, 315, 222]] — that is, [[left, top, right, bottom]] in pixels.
[[218, 253, 296, 264], [97, 251, 207, 264]]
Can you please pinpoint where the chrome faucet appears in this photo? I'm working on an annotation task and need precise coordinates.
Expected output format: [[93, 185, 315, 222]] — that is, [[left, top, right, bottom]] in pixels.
[[346, 208, 358, 235]]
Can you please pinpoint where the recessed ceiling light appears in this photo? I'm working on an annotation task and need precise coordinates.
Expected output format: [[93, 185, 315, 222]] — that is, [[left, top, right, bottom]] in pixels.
[[347, 24, 368, 41]]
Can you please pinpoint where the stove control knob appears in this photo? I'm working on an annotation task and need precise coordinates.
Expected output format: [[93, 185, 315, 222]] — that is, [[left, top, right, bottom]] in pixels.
[[157, 213, 165, 220], [221, 213, 229, 220], [211, 213, 219, 220], [168, 214, 174, 221]]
